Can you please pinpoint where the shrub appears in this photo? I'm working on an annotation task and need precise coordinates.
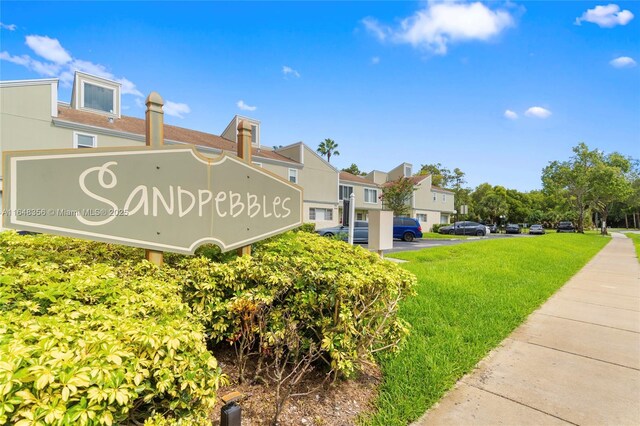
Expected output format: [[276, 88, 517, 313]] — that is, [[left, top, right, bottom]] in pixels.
[[431, 224, 445, 234], [0, 232, 226, 426], [295, 223, 316, 233], [174, 232, 416, 379]]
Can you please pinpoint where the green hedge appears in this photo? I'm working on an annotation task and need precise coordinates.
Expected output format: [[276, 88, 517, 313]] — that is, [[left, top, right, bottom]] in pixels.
[[174, 232, 417, 378], [0, 232, 225, 426], [431, 224, 445, 234], [0, 230, 416, 424]]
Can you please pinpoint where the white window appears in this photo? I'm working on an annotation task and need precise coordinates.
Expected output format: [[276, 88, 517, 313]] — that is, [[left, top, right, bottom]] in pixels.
[[404, 165, 412, 177], [73, 132, 97, 148], [339, 185, 353, 200], [440, 215, 449, 224], [356, 212, 364, 220], [433, 193, 437, 201], [417, 214, 427, 223], [253, 162, 262, 168], [288, 168, 298, 183], [309, 208, 332, 221], [251, 125, 257, 144], [364, 188, 378, 203], [442, 194, 446, 202], [82, 82, 115, 114]]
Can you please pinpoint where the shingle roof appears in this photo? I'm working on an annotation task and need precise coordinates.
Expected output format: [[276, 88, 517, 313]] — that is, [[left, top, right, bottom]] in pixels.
[[339, 171, 378, 186], [431, 185, 455, 194], [56, 105, 299, 164], [382, 175, 429, 187]]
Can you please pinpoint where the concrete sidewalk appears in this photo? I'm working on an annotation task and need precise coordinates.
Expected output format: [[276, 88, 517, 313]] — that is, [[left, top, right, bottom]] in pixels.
[[414, 233, 640, 426]]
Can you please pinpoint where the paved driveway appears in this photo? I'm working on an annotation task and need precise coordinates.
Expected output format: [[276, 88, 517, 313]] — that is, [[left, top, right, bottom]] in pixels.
[[365, 232, 537, 254]]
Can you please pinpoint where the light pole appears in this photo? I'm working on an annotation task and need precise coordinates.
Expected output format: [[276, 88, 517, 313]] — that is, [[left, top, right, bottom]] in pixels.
[[499, 215, 505, 234]]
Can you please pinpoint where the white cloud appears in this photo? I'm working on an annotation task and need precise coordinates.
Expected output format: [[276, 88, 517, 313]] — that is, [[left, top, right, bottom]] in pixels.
[[575, 4, 634, 27], [610, 56, 637, 68], [0, 51, 61, 76], [237, 100, 257, 111], [371, 56, 380, 64], [364, 2, 515, 55], [525, 106, 552, 119], [504, 109, 518, 120], [163, 101, 191, 118], [2, 33, 190, 116], [1, 22, 17, 31], [282, 65, 300, 78], [362, 17, 390, 41], [25, 35, 71, 64]]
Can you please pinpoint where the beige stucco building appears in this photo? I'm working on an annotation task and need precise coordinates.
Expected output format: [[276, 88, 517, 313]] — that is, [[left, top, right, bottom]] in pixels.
[[1, 73, 453, 231], [339, 162, 455, 231]]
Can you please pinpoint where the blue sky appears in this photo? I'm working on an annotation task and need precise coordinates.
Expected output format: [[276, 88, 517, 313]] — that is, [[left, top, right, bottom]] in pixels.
[[1, 1, 638, 191]]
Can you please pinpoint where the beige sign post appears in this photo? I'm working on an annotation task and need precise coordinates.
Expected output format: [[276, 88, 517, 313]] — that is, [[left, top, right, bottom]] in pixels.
[[145, 92, 165, 265], [2, 96, 303, 256], [236, 120, 252, 257]]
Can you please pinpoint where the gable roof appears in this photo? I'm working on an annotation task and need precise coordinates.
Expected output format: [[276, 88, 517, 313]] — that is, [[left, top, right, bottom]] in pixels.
[[339, 171, 379, 186], [55, 105, 298, 164], [431, 185, 455, 194], [382, 174, 429, 187]]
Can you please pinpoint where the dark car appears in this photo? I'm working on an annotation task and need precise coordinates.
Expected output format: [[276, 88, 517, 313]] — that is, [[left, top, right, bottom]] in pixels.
[[393, 217, 423, 242], [486, 223, 499, 234], [316, 218, 423, 243], [316, 220, 369, 243], [529, 224, 545, 235], [439, 221, 486, 236], [557, 221, 576, 233], [505, 223, 521, 234]]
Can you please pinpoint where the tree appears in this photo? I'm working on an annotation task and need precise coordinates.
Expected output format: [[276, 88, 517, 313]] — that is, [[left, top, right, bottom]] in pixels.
[[341, 163, 367, 176], [542, 143, 597, 233], [588, 152, 633, 235], [419, 163, 452, 187], [380, 178, 417, 216], [317, 138, 340, 163]]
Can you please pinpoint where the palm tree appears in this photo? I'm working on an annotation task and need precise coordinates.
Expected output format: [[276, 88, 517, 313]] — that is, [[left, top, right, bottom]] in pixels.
[[317, 138, 340, 163]]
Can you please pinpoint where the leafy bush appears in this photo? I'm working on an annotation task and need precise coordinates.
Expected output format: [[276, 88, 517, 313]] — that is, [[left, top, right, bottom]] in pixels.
[[0, 232, 226, 426], [431, 224, 445, 234], [174, 232, 416, 379], [0, 230, 416, 424], [295, 223, 316, 233]]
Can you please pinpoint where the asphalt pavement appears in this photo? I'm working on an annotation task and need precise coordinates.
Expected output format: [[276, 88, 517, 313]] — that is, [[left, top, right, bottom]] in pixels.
[[366, 232, 535, 254]]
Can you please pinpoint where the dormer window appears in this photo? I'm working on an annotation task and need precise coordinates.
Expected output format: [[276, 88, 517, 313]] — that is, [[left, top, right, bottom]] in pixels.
[[404, 165, 412, 177], [221, 116, 261, 147], [83, 82, 114, 114], [72, 71, 121, 117]]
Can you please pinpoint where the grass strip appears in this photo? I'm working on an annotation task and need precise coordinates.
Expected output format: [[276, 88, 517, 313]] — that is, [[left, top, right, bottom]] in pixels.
[[365, 233, 609, 426], [625, 232, 640, 261]]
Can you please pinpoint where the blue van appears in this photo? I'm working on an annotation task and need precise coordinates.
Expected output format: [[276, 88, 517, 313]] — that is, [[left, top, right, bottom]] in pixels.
[[393, 217, 423, 242]]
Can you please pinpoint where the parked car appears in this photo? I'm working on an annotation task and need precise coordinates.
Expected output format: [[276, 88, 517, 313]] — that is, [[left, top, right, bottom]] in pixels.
[[316, 217, 423, 243], [557, 221, 576, 233], [529, 224, 545, 235], [486, 223, 499, 234], [438, 221, 487, 236], [316, 220, 368, 243], [393, 217, 423, 242], [505, 223, 521, 234]]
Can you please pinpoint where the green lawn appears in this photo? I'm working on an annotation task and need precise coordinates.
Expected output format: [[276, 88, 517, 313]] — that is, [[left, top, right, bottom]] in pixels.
[[364, 233, 609, 425], [625, 232, 640, 261]]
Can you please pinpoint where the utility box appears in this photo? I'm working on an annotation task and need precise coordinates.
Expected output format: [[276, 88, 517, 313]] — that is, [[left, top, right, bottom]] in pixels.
[[368, 210, 393, 253]]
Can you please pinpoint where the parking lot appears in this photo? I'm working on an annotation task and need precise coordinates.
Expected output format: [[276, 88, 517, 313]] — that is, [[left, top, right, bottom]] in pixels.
[[361, 232, 537, 254]]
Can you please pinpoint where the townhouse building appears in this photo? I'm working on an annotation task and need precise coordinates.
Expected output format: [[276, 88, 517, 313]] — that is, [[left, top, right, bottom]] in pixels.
[[338, 163, 455, 231], [1, 72, 452, 232]]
